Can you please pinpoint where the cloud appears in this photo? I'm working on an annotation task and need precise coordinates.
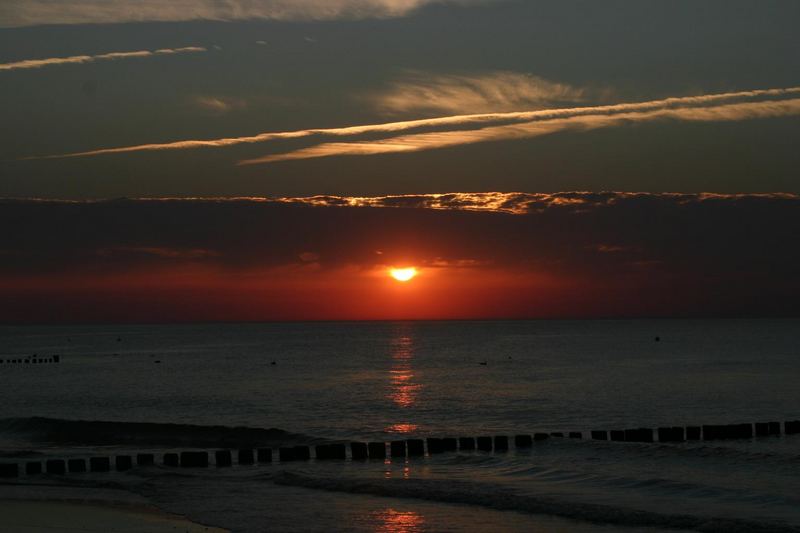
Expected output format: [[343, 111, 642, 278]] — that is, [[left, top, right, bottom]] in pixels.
[[370, 71, 588, 115], [192, 96, 247, 113], [0, 192, 797, 321], [0, 47, 206, 71], [240, 96, 800, 164], [0, 0, 489, 27], [96, 246, 217, 259], [25, 86, 800, 162]]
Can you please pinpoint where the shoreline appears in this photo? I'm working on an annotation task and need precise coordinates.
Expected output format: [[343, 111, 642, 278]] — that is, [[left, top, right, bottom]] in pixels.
[[0, 484, 228, 533]]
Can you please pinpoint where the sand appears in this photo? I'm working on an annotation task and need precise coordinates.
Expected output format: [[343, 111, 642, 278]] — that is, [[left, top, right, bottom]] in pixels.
[[0, 485, 228, 533]]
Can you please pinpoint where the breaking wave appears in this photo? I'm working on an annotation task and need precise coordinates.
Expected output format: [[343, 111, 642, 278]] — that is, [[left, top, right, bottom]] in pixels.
[[272, 472, 800, 533]]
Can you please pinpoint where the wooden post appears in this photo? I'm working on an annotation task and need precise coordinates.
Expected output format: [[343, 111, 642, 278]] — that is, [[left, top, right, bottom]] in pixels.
[[407, 439, 425, 456], [257, 448, 273, 463], [0, 463, 18, 478], [90, 457, 110, 472], [368, 442, 386, 459], [514, 434, 533, 448], [426, 438, 444, 454], [351, 442, 368, 460], [216, 450, 233, 466], [67, 459, 86, 473], [293, 446, 311, 461], [459, 437, 476, 450], [46, 459, 65, 475], [278, 447, 295, 462], [115, 456, 133, 471], [390, 441, 406, 458]]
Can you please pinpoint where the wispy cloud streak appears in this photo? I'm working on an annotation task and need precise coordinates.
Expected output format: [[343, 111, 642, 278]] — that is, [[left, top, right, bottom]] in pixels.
[[370, 71, 588, 115], [0, 0, 487, 27], [24, 86, 800, 161], [0, 47, 206, 71], [240, 97, 800, 164]]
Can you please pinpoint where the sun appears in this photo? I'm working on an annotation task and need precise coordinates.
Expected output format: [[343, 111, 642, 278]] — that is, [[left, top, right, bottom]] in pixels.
[[389, 267, 418, 282]]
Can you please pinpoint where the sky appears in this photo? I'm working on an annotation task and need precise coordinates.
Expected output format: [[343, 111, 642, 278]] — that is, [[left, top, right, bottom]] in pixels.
[[1, 1, 798, 321]]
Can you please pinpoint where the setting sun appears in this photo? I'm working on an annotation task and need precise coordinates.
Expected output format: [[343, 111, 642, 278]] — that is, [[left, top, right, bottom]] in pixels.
[[389, 267, 418, 282]]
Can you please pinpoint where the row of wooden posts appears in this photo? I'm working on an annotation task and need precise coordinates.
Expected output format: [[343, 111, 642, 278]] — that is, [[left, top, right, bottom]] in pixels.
[[0, 355, 60, 364], [1, 420, 798, 478]]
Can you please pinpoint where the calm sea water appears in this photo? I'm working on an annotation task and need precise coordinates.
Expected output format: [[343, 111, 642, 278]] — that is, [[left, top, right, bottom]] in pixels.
[[1, 319, 799, 532]]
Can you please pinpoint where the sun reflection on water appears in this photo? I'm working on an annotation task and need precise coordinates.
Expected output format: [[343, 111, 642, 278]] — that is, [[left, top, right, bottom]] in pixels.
[[384, 327, 422, 434], [373, 509, 425, 532]]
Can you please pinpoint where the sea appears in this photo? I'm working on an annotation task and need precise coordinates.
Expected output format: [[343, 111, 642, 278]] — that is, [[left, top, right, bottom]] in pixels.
[[1, 319, 799, 532]]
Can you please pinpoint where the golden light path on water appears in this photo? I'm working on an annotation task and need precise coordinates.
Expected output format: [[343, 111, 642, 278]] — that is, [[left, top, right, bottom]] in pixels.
[[385, 325, 421, 435]]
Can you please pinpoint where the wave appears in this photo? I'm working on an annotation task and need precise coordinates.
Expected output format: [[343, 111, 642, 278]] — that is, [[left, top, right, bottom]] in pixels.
[[0, 417, 312, 447], [272, 472, 800, 533]]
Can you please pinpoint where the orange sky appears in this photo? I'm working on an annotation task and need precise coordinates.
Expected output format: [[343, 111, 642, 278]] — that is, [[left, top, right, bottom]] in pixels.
[[0, 193, 797, 322]]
